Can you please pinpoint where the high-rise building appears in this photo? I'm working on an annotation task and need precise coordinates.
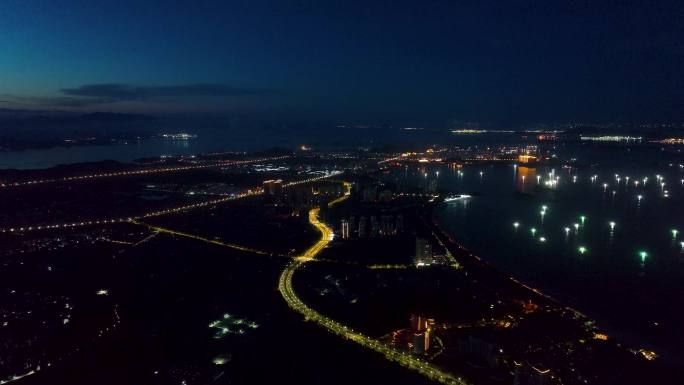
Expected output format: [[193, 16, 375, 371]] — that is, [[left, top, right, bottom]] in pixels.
[[412, 332, 429, 354], [362, 186, 378, 202], [341, 219, 350, 239], [369, 215, 379, 238], [513, 362, 553, 385], [410, 314, 424, 332], [415, 237, 433, 265], [395, 214, 404, 233], [426, 318, 436, 333], [262, 179, 283, 195], [380, 215, 395, 236], [358, 216, 367, 238], [529, 365, 552, 385]]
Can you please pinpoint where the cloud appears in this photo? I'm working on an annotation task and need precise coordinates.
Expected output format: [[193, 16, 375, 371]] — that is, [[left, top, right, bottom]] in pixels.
[[60, 83, 270, 101], [2, 83, 273, 110]]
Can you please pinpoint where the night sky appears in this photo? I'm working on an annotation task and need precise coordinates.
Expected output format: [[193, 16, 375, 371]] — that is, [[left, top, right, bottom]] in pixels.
[[1, 0, 684, 125]]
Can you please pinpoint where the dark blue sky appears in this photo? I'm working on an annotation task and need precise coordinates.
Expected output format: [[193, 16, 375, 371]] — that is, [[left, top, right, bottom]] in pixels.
[[2, 0, 684, 125]]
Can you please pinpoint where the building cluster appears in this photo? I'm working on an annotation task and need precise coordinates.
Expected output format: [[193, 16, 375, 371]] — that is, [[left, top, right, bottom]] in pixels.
[[263, 179, 346, 217], [360, 184, 395, 202], [414, 237, 450, 266], [513, 361, 554, 385], [339, 213, 404, 239], [456, 333, 505, 369], [262, 179, 283, 195], [452, 332, 558, 385], [409, 315, 435, 354]]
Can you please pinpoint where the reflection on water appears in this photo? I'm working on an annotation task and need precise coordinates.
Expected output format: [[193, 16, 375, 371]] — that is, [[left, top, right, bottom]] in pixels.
[[383, 153, 684, 361], [515, 166, 536, 193]]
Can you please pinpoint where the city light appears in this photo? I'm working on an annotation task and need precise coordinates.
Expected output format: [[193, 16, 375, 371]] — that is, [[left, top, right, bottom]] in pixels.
[[580, 215, 586, 224], [0, 155, 289, 188], [609, 221, 616, 230], [513, 222, 519, 228], [278, 187, 467, 385], [0, 171, 343, 233], [672, 229, 679, 238], [539, 237, 546, 242], [639, 250, 648, 262], [564, 227, 570, 235], [573, 223, 579, 230], [531, 228, 537, 235], [578, 246, 587, 254]]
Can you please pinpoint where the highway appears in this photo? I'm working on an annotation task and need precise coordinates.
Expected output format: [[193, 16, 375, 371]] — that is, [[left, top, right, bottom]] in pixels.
[[0, 156, 289, 188], [132, 220, 283, 256], [278, 184, 468, 385], [0, 171, 342, 234]]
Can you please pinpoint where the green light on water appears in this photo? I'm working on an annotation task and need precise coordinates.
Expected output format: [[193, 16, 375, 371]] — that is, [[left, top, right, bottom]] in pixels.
[[639, 251, 648, 262], [580, 216, 586, 224]]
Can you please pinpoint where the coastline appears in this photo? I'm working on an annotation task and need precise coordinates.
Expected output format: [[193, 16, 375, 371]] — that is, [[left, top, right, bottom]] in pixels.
[[423, 205, 681, 367]]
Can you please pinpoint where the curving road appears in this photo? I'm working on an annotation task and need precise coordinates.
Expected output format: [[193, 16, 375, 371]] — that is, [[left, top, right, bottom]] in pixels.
[[278, 183, 468, 385]]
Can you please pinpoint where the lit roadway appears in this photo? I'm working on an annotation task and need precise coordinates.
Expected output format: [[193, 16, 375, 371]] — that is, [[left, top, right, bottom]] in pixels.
[[278, 183, 468, 385], [0, 171, 342, 234], [132, 220, 284, 257], [0, 155, 289, 188]]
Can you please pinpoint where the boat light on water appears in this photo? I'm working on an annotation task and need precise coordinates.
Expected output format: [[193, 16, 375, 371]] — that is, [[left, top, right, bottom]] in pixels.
[[444, 194, 472, 202]]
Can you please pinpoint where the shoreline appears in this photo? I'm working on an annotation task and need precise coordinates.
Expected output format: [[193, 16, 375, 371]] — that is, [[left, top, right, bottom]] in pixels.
[[423, 206, 681, 367]]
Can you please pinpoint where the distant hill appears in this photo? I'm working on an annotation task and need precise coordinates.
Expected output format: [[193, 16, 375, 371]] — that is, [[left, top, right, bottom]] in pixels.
[[0, 109, 158, 150]]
